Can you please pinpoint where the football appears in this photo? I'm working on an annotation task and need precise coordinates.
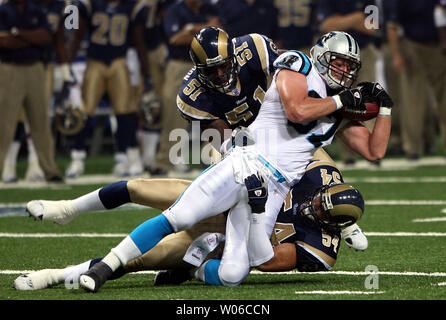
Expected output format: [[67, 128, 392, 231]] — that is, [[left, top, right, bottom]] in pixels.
[[339, 102, 380, 122]]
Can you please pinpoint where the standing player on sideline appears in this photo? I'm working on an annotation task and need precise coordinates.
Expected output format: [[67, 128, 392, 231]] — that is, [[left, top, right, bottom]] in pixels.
[[64, 0, 150, 178], [27, 27, 369, 251], [16, 159, 364, 290]]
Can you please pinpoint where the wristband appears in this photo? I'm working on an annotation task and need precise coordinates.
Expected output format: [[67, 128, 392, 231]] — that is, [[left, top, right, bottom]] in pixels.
[[378, 106, 392, 116], [331, 95, 343, 110]]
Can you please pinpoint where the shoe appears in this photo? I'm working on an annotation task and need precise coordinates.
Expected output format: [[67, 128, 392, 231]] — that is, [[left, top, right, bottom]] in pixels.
[[13, 269, 62, 290], [343, 159, 356, 166], [47, 175, 64, 183], [153, 269, 192, 286], [79, 261, 113, 293], [65, 150, 86, 179], [26, 199, 78, 225], [342, 224, 368, 251], [113, 153, 129, 177], [2, 163, 17, 183], [407, 154, 420, 161], [25, 162, 45, 182], [148, 167, 168, 176], [127, 147, 144, 176]]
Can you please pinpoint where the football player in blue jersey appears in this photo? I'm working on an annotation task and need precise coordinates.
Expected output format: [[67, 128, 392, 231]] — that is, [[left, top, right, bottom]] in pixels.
[[176, 26, 279, 142], [64, 0, 150, 178], [15, 159, 364, 290], [25, 30, 392, 292]]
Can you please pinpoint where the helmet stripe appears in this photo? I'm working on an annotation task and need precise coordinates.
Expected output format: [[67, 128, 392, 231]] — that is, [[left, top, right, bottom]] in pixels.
[[345, 34, 353, 53], [217, 30, 228, 59], [191, 37, 208, 65]]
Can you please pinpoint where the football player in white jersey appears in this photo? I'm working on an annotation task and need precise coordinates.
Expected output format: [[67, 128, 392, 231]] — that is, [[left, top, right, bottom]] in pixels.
[[32, 31, 393, 292]]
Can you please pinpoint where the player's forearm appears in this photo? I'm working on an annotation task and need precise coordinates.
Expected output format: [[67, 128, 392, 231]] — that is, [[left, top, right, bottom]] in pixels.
[[0, 34, 29, 49], [54, 27, 69, 63], [367, 114, 392, 161], [17, 29, 52, 46], [132, 26, 150, 78], [320, 12, 363, 33], [67, 18, 86, 62], [256, 243, 296, 272], [289, 96, 338, 123], [386, 23, 401, 55]]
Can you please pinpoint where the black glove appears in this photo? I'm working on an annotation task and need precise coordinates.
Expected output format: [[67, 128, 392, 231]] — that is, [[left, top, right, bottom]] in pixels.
[[244, 174, 268, 213], [358, 82, 394, 108], [334, 85, 372, 110]]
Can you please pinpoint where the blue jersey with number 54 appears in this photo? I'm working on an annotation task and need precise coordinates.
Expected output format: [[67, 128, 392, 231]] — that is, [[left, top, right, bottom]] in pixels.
[[176, 33, 280, 129]]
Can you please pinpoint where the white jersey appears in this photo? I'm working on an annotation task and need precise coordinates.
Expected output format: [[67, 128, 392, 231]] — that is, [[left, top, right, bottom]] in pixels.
[[248, 51, 345, 186]]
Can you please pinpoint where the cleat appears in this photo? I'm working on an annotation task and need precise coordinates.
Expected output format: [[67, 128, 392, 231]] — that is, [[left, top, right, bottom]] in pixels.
[[65, 150, 86, 179], [26, 200, 78, 225], [25, 162, 45, 182], [13, 269, 62, 290], [153, 269, 192, 286], [342, 224, 368, 251], [2, 163, 17, 183], [127, 148, 144, 176], [113, 153, 129, 177], [79, 261, 113, 293]]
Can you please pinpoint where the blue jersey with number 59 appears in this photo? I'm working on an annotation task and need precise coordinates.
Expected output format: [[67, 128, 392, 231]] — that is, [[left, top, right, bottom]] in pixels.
[[176, 33, 280, 129]]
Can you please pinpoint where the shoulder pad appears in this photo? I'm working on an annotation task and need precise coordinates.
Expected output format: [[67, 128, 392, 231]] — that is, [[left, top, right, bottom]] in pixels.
[[273, 50, 312, 76]]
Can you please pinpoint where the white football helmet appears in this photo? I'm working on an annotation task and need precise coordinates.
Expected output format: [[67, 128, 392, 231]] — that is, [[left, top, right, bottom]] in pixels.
[[310, 31, 361, 90]]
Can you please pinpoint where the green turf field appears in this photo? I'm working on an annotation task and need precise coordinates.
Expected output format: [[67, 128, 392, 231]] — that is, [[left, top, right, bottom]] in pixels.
[[0, 156, 445, 303]]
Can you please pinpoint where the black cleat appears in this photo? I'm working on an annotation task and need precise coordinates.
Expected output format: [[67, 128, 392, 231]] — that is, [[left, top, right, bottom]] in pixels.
[[79, 261, 113, 293], [153, 269, 192, 286]]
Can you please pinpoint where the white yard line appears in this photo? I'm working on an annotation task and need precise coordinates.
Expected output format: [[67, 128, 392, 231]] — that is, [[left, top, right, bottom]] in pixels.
[[294, 290, 386, 295], [2, 269, 446, 277], [1, 231, 446, 238]]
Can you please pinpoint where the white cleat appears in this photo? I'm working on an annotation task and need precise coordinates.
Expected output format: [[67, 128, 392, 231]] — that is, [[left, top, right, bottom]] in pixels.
[[26, 200, 79, 225], [127, 148, 144, 176], [113, 152, 129, 177], [2, 163, 17, 183], [342, 224, 368, 251], [25, 162, 45, 182], [65, 159, 85, 179], [65, 150, 86, 179], [13, 269, 62, 290]]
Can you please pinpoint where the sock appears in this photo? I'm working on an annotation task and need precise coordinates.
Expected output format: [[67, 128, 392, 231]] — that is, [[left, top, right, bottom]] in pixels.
[[62, 259, 92, 287], [26, 137, 39, 164], [115, 113, 139, 152], [194, 259, 223, 285], [72, 189, 106, 214], [72, 116, 94, 150], [98, 180, 130, 209], [139, 129, 160, 167], [3, 141, 20, 166], [101, 251, 123, 272], [248, 213, 274, 267], [129, 214, 173, 253]]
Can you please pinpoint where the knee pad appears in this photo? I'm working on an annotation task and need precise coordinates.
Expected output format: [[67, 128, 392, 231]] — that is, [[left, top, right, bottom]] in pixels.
[[218, 263, 250, 287]]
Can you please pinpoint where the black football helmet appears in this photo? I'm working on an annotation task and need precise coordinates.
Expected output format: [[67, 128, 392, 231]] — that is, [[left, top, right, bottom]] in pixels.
[[299, 183, 365, 233], [189, 27, 239, 93]]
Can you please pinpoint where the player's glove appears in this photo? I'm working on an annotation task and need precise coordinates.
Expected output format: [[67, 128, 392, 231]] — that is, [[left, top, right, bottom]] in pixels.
[[332, 84, 372, 111], [358, 82, 394, 109], [244, 174, 268, 214]]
